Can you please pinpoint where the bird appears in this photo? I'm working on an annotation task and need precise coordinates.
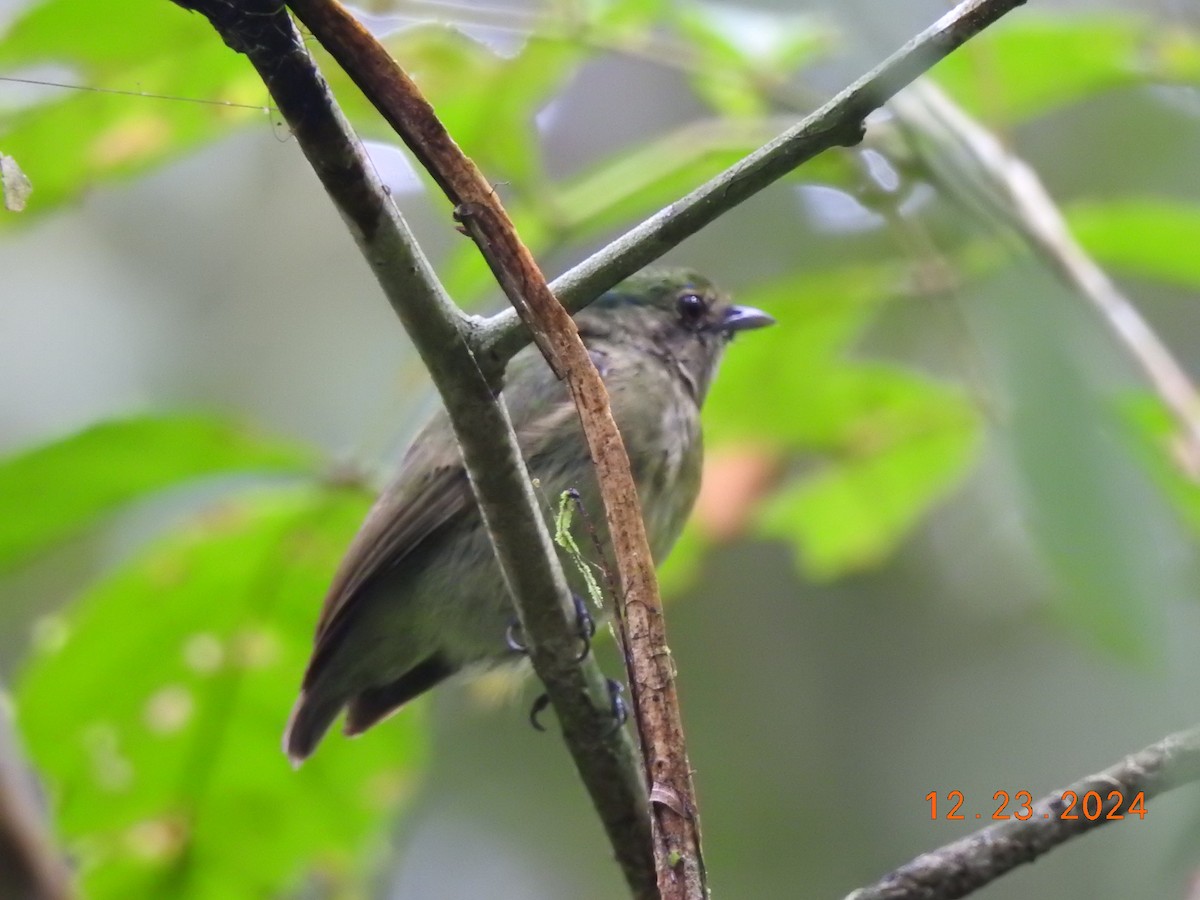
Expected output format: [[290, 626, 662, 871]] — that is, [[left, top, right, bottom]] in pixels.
[[283, 269, 774, 763]]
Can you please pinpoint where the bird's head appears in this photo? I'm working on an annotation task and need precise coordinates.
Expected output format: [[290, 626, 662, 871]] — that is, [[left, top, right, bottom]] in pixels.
[[577, 269, 774, 403]]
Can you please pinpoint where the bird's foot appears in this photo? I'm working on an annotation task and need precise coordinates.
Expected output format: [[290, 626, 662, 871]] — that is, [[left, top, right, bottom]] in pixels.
[[528, 692, 551, 731], [529, 678, 627, 734], [573, 592, 597, 660], [604, 679, 628, 734], [506, 594, 616, 734], [505, 593, 595, 662]]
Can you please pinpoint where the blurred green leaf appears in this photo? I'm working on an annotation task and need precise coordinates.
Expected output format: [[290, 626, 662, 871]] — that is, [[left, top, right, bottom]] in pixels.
[[706, 265, 912, 446], [333, 23, 585, 187], [672, 7, 769, 118], [0, 0, 210, 70], [758, 375, 978, 578], [0, 415, 317, 575], [971, 268, 1168, 656], [932, 13, 1200, 125], [586, 0, 669, 38], [1121, 392, 1200, 535], [672, 4, 833, 117], [657, 522, 706, 596], [0, 0, 270, 218], [1067, 198, 1200, 290], [16, 486, 424, 898], [554, 118, 821, 235], [702, 266, 981, 577]]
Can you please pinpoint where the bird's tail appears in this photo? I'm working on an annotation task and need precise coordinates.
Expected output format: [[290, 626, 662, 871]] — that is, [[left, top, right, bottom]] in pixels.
[[283, 654, 454, 765], [342, 654, 454, 736], [282, 689, 342, 768]]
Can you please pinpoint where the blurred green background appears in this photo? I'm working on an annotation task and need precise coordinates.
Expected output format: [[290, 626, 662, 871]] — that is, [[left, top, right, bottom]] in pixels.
[[3, 0, 1200, 897]]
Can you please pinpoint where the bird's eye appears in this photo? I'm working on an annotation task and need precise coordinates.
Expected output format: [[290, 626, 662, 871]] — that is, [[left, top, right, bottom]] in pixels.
[[676, 291, 707, 323]]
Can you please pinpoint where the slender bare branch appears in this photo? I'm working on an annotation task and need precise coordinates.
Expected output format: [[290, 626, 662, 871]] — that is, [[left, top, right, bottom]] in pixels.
[[474, 0, 1030, 369], [169, 1, 1040, 896], [169, 1, 654, 895], [282, 1, 705, 893], [889, 80, 1200, 467], [847, 725, 1200, 900]]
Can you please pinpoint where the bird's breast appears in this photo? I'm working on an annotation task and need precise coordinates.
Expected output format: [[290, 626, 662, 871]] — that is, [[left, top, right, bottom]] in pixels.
[[610, 370, 703, 562]]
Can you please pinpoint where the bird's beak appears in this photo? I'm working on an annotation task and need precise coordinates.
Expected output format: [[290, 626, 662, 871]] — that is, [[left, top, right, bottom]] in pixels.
[[719, 304, 775, 334]]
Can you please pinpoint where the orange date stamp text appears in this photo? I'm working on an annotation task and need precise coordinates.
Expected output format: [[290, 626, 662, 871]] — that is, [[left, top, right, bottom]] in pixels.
[[925, 789, 1146, 822]]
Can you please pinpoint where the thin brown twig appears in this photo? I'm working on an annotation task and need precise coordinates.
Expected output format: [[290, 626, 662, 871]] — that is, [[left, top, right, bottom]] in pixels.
[[846, 725, 1200, 900], [169, 0, 654, 895], [169, 0, 1039, 895], [476, 0, 1031, 368], [284, 2, 705, 893], [282, 1, 1036, 892]]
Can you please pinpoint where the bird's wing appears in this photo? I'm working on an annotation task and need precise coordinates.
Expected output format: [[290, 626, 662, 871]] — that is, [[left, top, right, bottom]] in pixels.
[[312, 412, 472, 643], [309, 350, 580, 651]]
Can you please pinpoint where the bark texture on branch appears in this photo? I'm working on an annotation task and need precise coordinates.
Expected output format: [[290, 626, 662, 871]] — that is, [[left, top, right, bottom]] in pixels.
[[848, 726, 1200, 900], [283, 2, 705, 892], [171, 0, 655, 895], [170, 1, 1035, 897]]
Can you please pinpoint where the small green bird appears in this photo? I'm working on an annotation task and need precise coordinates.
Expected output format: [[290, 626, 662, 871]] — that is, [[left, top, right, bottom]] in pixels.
[[284, 269, 773, 763]]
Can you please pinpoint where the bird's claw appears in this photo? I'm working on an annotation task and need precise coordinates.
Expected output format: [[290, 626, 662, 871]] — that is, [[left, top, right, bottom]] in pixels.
[[603, 678, 628, 735], [505, 593, 596, 661], [528, 678, 628, 734], [572, 593, 597, 661], [505, 619, 527, 654], [529, 692, 552, 731], [509, 592, 611, 733]]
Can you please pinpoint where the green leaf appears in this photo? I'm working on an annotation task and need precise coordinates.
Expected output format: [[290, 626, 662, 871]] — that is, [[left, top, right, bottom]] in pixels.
[[656, 523, 706, 597], [705, 265, 913, 446], [672, 4, 834, 117], [586, 0, 670, 38], [0, 0, 270, 219], [758, 373, 978, 578], [931, 13, 1200, 125], [1121, 392, 1200, 535], [15, 487, 424, 899], [702, 266, 982, 577], [970, 269, 1168, 656], [0, 0, 212, 70], [1067, 198, 1200, 290], [553, 118, 806, 235], [672, 6, 768, 118], [0, 415, 317, 574], [330, 23, 586, 187]]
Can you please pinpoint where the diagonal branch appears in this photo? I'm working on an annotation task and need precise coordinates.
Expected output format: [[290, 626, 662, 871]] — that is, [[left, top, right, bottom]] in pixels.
[[473, 0, 1030, 368], [170, 0, 1037, 896], [283, 2, 706, 893], [281, 2, 1035, 893], [846, 725, 1200, 900], [169, 0, 654, 896], [888, 80, 1200, 465]]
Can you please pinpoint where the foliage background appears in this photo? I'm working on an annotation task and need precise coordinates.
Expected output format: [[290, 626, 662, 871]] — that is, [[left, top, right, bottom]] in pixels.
[[3, 0, 1200, 897]]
